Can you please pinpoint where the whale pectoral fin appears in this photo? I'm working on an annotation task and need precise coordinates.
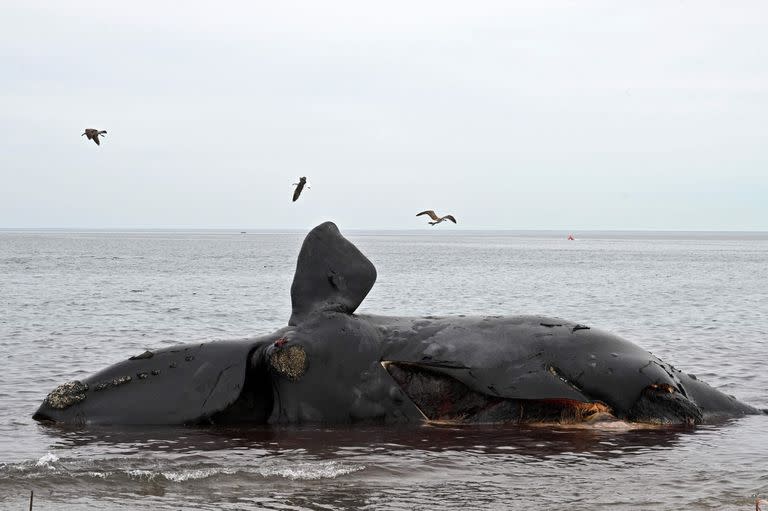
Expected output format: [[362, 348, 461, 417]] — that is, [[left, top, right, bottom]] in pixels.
[[289, 222, 377, 326], [385, 360, 590, 403], [382, 362, 613, 425]]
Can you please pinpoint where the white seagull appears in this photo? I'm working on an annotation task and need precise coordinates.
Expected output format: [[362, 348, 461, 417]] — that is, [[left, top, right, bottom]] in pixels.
[[416, 210, 457, 226]]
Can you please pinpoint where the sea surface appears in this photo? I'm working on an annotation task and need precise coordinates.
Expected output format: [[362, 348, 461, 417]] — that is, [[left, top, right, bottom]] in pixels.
[[1, 229, 767, 510]]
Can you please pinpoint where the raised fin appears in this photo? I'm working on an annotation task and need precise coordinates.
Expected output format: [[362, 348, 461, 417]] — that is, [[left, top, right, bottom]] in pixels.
[[289, 222, 376, 326]]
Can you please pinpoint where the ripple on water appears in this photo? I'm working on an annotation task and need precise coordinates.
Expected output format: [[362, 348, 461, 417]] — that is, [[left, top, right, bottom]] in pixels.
[[1, 456, 365, 487]]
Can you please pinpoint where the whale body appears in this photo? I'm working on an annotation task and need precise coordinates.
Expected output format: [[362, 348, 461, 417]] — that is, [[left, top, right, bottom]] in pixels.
[[33, 222, 762, 426]]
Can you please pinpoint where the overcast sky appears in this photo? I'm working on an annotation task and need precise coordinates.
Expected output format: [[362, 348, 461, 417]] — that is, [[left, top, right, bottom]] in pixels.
[[1, 1, 766, 230]]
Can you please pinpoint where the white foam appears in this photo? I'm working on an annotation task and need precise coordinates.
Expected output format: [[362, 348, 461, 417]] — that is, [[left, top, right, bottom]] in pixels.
[[162, 467, 237, 482], [35, 452, 59, 468], [124, 467, 238, 482], [257, 461, 364, 480], [122, 461, 363, 483], [127, 469, 156, 480], [85, 471, 112, 479]]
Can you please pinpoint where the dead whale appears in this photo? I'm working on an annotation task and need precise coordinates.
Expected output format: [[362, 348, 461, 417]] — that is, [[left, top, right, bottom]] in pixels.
[[33, 222, 763, 426]]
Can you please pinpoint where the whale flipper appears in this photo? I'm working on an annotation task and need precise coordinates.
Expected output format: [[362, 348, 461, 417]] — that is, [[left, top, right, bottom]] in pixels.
[[289, 222, 377, 326], [32, 340, 264, 425]]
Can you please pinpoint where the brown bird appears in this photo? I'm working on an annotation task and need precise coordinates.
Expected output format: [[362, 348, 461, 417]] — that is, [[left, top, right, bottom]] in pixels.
[[82, 128, 107, 145], [292, 176, 310, 202], [416, 210, 457, 226]]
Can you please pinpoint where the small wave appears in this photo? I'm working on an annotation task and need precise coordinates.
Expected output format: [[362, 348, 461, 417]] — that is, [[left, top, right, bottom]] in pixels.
[[124, 467, 237, 483], [85, 471, 112, 479], [126, 469, 155, 480], [121, 461, 363, 483], [35, 453, 59, 468], [0, 452, 62, 477], [2, 460, 363, 484], [257, 461, 364, 480], [163, 467, 237, 482]]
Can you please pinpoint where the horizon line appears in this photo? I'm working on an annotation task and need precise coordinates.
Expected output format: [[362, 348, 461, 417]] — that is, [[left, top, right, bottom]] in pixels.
[[1, 226, 768, 234]]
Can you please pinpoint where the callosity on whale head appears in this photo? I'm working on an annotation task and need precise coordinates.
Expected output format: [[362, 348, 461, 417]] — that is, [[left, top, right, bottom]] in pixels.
[[34, 222, 763, 426]]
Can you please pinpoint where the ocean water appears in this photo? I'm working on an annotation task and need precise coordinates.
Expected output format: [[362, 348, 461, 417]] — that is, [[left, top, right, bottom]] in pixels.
[[1, 229, 767, 510]]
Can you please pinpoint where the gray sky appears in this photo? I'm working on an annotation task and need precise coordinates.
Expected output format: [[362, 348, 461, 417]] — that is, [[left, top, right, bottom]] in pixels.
[[1, 1, 767, 230]]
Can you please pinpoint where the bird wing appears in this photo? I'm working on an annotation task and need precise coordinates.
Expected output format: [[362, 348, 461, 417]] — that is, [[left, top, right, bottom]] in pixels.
[[292, 182, 304, 202], [416, 210, 439, 220], [92, 135, 100, 145], [443, 215, 457, 224]]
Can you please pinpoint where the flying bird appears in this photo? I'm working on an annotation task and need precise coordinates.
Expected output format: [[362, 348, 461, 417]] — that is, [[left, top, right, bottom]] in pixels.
[[416, 210, 457, 226], [292, 176, 310, 202], [82, 128, 107, 145]]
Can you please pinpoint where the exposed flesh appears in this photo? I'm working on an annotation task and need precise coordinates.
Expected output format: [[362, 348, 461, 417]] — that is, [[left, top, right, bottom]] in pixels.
[[382, 361, 615, 425]]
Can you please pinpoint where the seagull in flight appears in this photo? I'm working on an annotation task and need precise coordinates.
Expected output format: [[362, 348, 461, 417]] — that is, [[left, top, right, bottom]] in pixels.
[[82, 129, 107, 145], [292, 176, 310, 202], [416, 210, 457, 226]]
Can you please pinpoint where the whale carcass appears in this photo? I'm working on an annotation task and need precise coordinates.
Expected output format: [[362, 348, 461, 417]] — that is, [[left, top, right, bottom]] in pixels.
[[33, 222, 762, 426]]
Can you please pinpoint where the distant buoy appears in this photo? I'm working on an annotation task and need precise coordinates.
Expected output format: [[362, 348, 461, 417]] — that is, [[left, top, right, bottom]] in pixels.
[[568, 234, 575, 241]]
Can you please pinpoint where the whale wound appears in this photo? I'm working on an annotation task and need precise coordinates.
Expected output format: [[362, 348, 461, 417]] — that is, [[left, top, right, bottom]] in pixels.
[[383, 361, 614, 425]]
